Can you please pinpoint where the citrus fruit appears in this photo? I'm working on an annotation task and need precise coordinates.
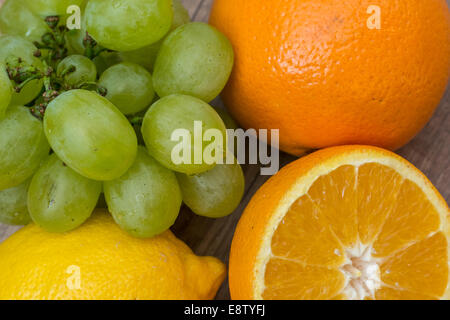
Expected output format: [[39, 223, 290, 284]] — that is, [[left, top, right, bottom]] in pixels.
[[229, 145, 450, 300], [210, 0, 450, 155], [0, 210, 226, 300]]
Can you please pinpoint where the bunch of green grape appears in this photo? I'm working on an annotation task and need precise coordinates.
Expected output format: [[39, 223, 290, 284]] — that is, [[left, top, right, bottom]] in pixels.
[[0, 0, 244, 238]]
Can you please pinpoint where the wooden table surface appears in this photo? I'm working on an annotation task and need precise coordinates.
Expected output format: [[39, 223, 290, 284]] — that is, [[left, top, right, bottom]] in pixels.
[[0, 0, 449, 300]]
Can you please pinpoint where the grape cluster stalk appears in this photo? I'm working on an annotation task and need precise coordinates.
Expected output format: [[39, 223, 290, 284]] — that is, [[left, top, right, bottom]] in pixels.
[[4, 15, 109, 120]]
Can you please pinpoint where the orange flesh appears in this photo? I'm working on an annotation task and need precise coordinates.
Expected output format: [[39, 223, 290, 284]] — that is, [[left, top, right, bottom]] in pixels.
[[263, 163, 448, 300]]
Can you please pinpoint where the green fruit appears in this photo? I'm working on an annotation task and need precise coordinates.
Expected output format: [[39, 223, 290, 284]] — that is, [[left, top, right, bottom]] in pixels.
[[118, 0, 191, 71], [0, 0, 49, 43], [0, 63, 13, 119], [57, 55, 97, 87], [92, 51, 123, 75], [99, 62, 154, 115], [118, 42, 161, 72], [0, 105, 50, 191], [153, 22, 234, 102], [28, 154, 102, 233], [44, 89, 138, 181], [23, 0, 86, 17], [85, 0, 173, 51], [0, 35, 43, 105], [104, 147, 182, 238], [0, 179, 31, 226], [171, 0, 190, 30], [213, 106, 238, 130], [176, 161, 245, 218], [141, 94, 227, 175]]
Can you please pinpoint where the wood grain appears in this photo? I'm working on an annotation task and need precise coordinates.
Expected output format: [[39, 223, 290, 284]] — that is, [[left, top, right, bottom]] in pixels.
[[0, 0, 449, 301]]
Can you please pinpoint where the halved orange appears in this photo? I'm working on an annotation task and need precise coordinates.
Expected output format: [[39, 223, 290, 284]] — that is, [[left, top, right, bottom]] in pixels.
[[229, 146, 449, 300]]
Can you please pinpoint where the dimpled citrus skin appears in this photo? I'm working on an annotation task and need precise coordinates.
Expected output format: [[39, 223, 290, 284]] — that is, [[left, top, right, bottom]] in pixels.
[[0, 210, 226, 300], [210, 0, 450, 156]]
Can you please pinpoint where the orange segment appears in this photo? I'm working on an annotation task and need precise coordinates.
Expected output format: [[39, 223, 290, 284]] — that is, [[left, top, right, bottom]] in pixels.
[[307, 165, 358, 247], [262, 258, 345, 300], [357, 163, 405, 244], [380, 232, 448, 297], [229, 146, 449, 300], [372, 179, 442, 257], [271, 195, 345, 267]]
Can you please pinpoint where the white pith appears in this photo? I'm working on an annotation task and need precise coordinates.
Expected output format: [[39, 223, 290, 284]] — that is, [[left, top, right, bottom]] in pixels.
[[252, 150, 450, 300], [340, 243, 381, 300]]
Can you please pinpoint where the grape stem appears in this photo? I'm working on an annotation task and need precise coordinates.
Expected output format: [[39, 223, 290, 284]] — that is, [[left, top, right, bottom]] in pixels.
[[6, 16, 115, 120], [58, 65, 76, 78], [6, 57, 40, 84], [83, 32, 112, 60], [5, 57, 105, 120], [128, 116, 144, 125], [33, 16, 69, 65]]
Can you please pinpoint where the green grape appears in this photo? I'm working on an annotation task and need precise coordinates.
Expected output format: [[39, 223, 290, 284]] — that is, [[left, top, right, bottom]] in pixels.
[[119, 0, 190, 71], [153, 22, 234, 102], [0, 0, 49, 43], [104, 146, 182, 238], [118, 42, 160, 72], [213, 106, 238, 130], [85, 0, 173, 51], [28, 154, 102, 233], [57, 55, 97, 87], [0, 64, 13, 119], [0, 179, 32, 226], [171, 0, 190, 30], [92, 51, 123, 75], [0, 105, 50, 191], [0, 35, 44, 105], [214, 106, 239, 157], [141, 94, 227, 175], [23, 0, 86, 17], [65, 5, 90, 56], [98, 62, 154, 115], [10, 79, 43, 106], [176, 160, 244, 218], [65, 9, 88, 55], [0, 35, 40, 62], [65, 29, 86, 55], [44, 89, 138, 181]]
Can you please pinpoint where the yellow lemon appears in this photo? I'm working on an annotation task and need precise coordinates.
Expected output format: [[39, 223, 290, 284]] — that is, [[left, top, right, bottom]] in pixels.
[[0, 209, 226, 300]]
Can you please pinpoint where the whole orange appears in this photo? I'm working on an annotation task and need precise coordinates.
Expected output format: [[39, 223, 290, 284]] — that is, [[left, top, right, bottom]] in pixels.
[[210, 0, 450, 156]]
